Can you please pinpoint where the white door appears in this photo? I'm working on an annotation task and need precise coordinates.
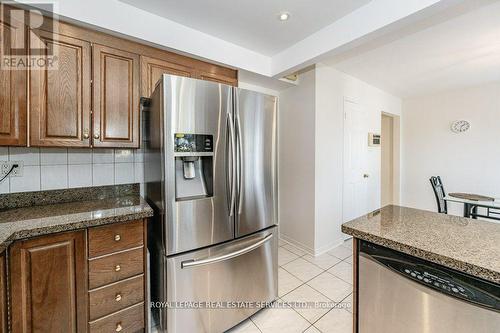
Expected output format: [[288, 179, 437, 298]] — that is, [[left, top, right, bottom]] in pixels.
[[343, 100, 370, 227]]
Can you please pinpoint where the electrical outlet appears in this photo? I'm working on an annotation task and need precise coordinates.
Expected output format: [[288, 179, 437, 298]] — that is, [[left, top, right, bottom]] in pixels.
[[0, 161, 24, 177]]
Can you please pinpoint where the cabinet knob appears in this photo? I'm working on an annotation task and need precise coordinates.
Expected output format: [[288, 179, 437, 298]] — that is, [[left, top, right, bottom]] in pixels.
[[115, 264, 121, 272], [83, 130, 89, 139], [94, 133, 100, 140], [114, 234, 121, 241], [115, 293, 122, 302], [116, 323, 123, 332]]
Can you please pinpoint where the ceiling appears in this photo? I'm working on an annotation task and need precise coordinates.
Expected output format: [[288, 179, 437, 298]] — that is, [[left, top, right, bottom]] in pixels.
[[326, 1, 500, 98], [118, 0, 370, 56]]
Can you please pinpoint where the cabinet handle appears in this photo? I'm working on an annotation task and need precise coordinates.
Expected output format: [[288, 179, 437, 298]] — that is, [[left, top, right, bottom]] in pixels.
[[115, 293, 122, 302], [115, 264, 121, 272], [116, 323, 123, 332], [114, 234, 121, 241], [94, 133, 100, 140], [83, 130, 89, 139]]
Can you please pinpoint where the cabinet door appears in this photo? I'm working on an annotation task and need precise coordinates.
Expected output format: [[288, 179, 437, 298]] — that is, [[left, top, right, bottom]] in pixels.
[[140, 55, 192, 97], [29, 30, 91, 147], [10, 231, 87, 333], [0, 18, 27, 146], [196, 71, 238, 86], [0, 252, 6, 333], [93, 44, 140, 148]]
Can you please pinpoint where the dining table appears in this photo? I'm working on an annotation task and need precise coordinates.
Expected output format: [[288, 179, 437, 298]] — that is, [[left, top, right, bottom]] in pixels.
[[444, 193, 500, 220]]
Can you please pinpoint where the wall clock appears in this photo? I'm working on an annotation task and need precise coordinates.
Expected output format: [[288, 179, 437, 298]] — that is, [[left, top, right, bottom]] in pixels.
[[451, 120, 470, 133]]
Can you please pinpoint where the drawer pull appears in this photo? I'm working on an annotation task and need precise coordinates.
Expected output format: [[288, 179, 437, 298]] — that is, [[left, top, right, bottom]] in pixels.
[[114, 234, 121, 241], [115, 264, 121, 272], [116, 323, 123, 332], [115, 293, 122, 302]]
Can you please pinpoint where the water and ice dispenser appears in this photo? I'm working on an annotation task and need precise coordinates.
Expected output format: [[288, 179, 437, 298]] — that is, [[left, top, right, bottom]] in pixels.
[[174, 134, 214, 200]]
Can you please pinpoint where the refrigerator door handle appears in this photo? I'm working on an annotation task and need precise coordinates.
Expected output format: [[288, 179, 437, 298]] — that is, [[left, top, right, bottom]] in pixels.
[[235, 91, 244, 216], [227, 111, 237, 216], [180, 233, 273, 269]]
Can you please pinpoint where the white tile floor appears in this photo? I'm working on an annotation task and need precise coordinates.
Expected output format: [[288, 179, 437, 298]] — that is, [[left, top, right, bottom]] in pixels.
[[227, 239, 354, 333]]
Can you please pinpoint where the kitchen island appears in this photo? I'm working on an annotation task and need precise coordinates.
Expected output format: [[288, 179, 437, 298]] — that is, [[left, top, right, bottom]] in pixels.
[[342, 205, 500, 333]]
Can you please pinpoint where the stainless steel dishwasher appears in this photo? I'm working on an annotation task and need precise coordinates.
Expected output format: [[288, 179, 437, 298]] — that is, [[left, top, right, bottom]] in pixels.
[[358, 240, 500, 333]]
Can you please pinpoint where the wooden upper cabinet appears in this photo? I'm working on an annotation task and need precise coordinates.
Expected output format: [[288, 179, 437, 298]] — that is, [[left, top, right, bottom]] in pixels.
[[29, 30, 91, 147], [140, 55, 193, 97], [0, 18, 27, 146], [195, 63, 238, 86], [196, 71, 238, 86], [9, 230, 87, 333], [93, 44, 140, 148], [140, 56, 237, 97]]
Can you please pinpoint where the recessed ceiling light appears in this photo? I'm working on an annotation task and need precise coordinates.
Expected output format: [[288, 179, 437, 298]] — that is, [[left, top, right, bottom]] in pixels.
[[278, 12, 290, 21]]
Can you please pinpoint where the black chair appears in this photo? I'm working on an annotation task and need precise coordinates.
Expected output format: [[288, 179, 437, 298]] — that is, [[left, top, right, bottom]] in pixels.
[[430, 176, 447, 214]]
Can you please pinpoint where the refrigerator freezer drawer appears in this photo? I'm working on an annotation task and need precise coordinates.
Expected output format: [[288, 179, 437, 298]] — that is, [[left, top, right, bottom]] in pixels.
[[165, 227, 278, 333]]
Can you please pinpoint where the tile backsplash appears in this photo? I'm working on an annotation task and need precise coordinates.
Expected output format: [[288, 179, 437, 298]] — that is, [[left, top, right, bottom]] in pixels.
[[0, 147, 144, 194]]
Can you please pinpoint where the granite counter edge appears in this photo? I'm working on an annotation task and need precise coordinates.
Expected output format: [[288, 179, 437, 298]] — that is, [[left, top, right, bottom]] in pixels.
[[342, 225, 500, 284], [0, 207, 154, 253]]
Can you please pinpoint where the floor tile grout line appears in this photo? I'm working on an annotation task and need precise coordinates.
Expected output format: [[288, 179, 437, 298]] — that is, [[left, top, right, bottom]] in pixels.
[[282, 253, 336, 273], [309, 292, 354, 328], [279, 266, 350, 315], [304, 270, 353, 306], [279, 255, 350, 291], [279, 263, 327, 286], [249, 316, 264, 333]]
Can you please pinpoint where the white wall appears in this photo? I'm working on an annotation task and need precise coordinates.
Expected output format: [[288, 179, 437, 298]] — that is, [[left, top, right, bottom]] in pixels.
[[401, 82, 500, 216], [278, 65, 401, 254], [314, 64, 401, 252], [278, 70, 316, 251]]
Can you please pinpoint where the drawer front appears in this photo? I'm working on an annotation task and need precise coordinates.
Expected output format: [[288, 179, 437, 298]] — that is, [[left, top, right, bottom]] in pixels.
[[89, 302, 144, 333], [89, 247, 144, 289], [89, 275, 144, 320], [89, 220, 144, 258]]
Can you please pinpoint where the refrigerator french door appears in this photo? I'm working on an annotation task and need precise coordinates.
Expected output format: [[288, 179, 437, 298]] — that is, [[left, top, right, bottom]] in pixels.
[[145, 74, 278, 333], [235, 89, 278, 237]]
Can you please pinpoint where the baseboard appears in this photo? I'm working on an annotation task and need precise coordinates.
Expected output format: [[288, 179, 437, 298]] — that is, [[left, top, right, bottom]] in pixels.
[[278, 234, 315, 256], [279, 233, 346, 256], [313, 237, 345, 256]]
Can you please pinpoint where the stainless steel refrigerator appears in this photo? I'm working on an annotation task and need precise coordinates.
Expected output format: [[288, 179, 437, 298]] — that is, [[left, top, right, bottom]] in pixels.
[[144, 74, 278, 333]]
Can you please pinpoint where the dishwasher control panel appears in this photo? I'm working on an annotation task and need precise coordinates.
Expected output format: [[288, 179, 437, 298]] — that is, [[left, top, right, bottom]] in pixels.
[[401, 266, 473, 299]]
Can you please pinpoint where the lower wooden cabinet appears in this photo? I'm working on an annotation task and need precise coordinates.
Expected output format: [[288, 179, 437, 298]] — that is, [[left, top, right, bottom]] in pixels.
[[9, 230, 87, 333], [0, 252, 7, 333], [6, 219, 147, 333]]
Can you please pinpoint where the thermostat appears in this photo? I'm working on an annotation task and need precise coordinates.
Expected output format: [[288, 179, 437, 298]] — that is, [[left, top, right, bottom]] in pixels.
[[368, 133, 381, 147]]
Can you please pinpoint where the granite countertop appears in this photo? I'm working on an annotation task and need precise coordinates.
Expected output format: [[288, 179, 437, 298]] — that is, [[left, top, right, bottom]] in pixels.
[[0, 184, 154, 252], [342, 205, 500, 284]]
